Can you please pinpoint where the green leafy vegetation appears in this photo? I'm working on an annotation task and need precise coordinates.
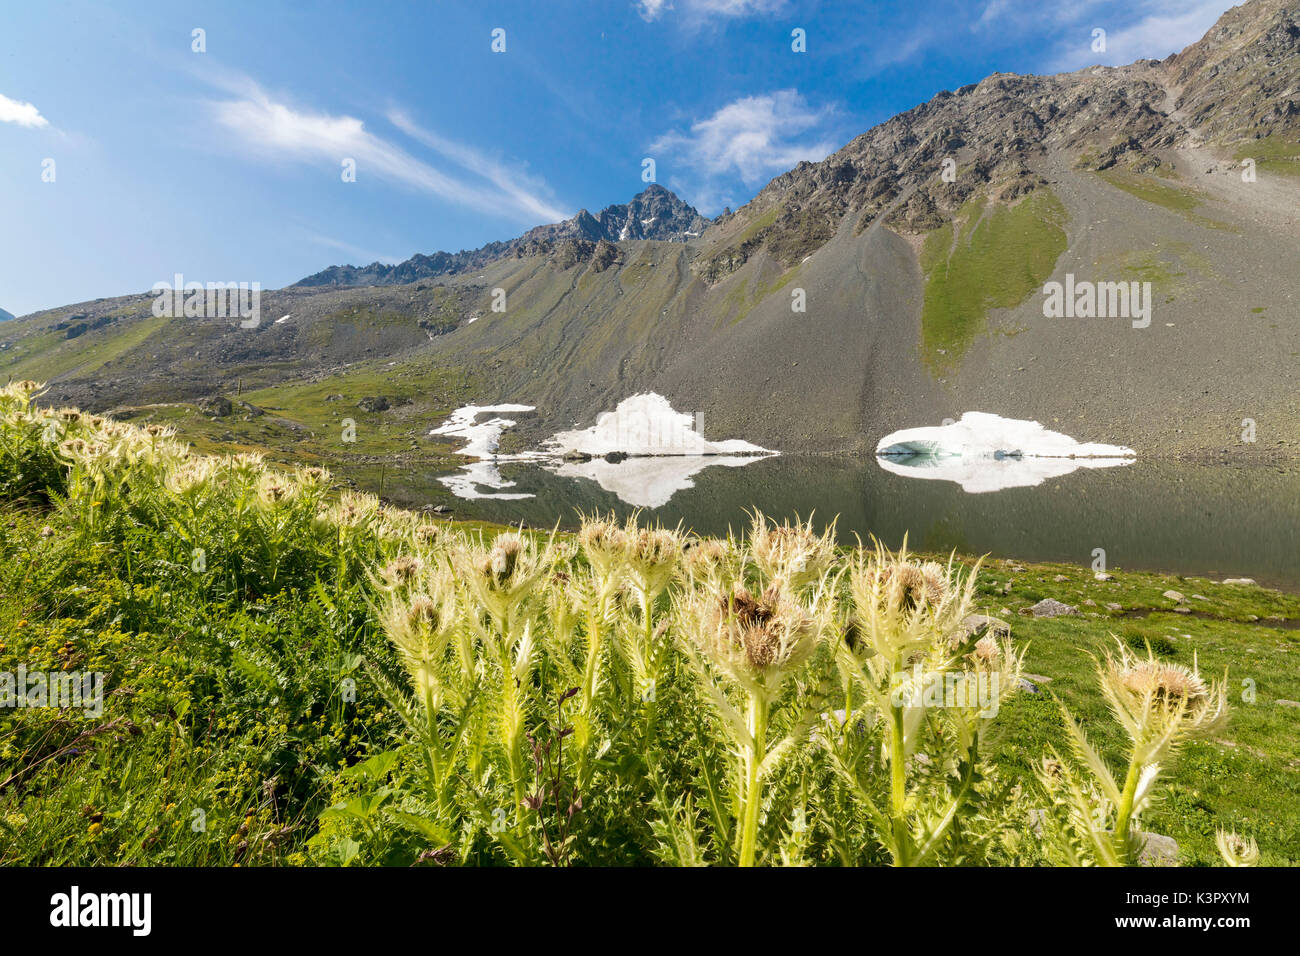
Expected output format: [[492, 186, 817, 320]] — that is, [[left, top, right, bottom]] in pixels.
[[919, 190, 1069, 371], [1, 380, 1295, 866]]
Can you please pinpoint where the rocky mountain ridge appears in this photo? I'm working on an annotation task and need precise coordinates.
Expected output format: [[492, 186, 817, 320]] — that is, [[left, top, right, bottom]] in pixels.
[[294, 184, 709, 288]]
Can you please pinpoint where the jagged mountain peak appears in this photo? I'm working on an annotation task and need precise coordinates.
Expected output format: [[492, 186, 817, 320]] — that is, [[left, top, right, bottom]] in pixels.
[[294, 185, 709, 288]]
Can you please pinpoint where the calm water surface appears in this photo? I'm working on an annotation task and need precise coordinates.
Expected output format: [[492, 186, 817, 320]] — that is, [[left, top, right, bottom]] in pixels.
[[387, 456, 1300, 591]]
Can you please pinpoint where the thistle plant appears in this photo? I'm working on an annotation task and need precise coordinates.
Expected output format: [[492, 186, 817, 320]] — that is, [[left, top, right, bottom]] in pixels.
[[621, 523, 681, 741], [682, 579, 823, 866], [1039, 642, 1229, 866], [452, 531, 550, 842], [370, 563, 470, 819], [574, 516, 629, 712], [748, 511, 837, 595], [1215, 829, 1259, 867], [827, 539, 1008, 865]]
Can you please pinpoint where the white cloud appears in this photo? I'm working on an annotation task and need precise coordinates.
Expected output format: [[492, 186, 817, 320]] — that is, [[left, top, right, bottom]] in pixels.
[[206, 78, 569, 225], [650, 90, 837, 202], [636, 0, 788, 23], [386, 110, 566, 225], [980, 0, 1239, 71], [1063, 0, 1236, 66], [0, 93, 49, 128], [302, 232, 402, 266]]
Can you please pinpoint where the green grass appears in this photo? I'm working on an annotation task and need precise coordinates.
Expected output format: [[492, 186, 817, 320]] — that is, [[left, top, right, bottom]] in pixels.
[[1095, 168, 1239, 232], [111, 358, 478, 473], [721, 263, 803, 326], [974, 559, 1300, 865], [0, 315, 173, 382], [919, 189, 1069, 371], [1092, 240, 1215, 305], [1233, 136, 1300, 177]]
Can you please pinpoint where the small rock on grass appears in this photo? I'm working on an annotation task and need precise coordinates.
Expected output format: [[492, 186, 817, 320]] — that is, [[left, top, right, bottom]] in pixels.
[[1106, 602, 1123, 611], [1223, 578, 1257, 586], [1137, 832, 1180, 867], [1025, 598, 1080, 618], [1163, 590, 1186, 603], [959, 614, 1012, 639], [1094, 572, 1114, 581], [1277, 700, 1300, 709]]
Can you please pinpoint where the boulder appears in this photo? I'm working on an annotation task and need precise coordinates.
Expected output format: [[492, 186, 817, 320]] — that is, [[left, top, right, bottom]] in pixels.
[[1162, 590, 1186, 603], [1223, 578, 1257, 586], [197, 396, 233, 417], [958, 614, 1012, 640], [1026, 598, 1080, 618], [357, 396, 390, 412], [1137, 831, 1180, 867]]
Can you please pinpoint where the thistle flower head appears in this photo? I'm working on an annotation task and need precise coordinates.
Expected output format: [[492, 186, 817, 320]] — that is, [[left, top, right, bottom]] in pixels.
[[971, 635, 1001, 666], [378, 555, 424, 589], [847, 540, 974, 666], [627, 524, 681, 601], [376, 573, 459, 704], [689, 582, 817, 693], [748, 511, 836, 592], [454, 531, 547, 628], [1215, 829, 1259, 867], [577, 515, 629, 578], [1099, 642, 1227, 756]]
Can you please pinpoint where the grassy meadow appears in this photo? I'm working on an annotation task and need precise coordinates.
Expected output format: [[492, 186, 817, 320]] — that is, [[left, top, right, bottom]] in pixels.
[[0, 379, 1295, 866]]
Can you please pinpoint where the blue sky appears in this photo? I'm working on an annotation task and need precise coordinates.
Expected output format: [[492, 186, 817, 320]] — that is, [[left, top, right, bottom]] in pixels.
[[1, 0, 1240, 316]]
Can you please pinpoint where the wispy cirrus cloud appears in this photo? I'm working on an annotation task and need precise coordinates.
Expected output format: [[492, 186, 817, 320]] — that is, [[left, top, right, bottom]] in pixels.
[[0, 92, 49, 128], [204, 76, 569, 225], [385, 110, 566, 225], [636, 0, 789, 24], [300, 231, 402, 267], [1049, 0, 1236, 69], [650, 89, 837, 212], [974, 0, 1237, 71]]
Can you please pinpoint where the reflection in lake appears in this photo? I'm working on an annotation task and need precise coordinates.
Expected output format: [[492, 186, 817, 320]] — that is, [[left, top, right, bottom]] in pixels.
[[394, 455, 1300, 591]]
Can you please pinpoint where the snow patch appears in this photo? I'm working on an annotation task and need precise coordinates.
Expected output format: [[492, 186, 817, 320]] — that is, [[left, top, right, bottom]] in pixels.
[[547, 393, 774, 457], [876, 412, 1134, 493], [430, 404, 535, 459], [430, 394, 775, 506]]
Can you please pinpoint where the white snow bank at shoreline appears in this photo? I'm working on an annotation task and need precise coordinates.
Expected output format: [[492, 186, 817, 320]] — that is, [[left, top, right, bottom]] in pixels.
[[547, 393, 775, 457], [429, 404, 536, 459], [875, 413, 1134, 493], [876, 412, 1134, 460], [429, 394, 774, 505]]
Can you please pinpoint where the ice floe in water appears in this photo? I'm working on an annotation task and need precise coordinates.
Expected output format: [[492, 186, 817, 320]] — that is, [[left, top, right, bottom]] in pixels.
[[430, 394, 775, 505], [876, 412, 1134, 493]]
